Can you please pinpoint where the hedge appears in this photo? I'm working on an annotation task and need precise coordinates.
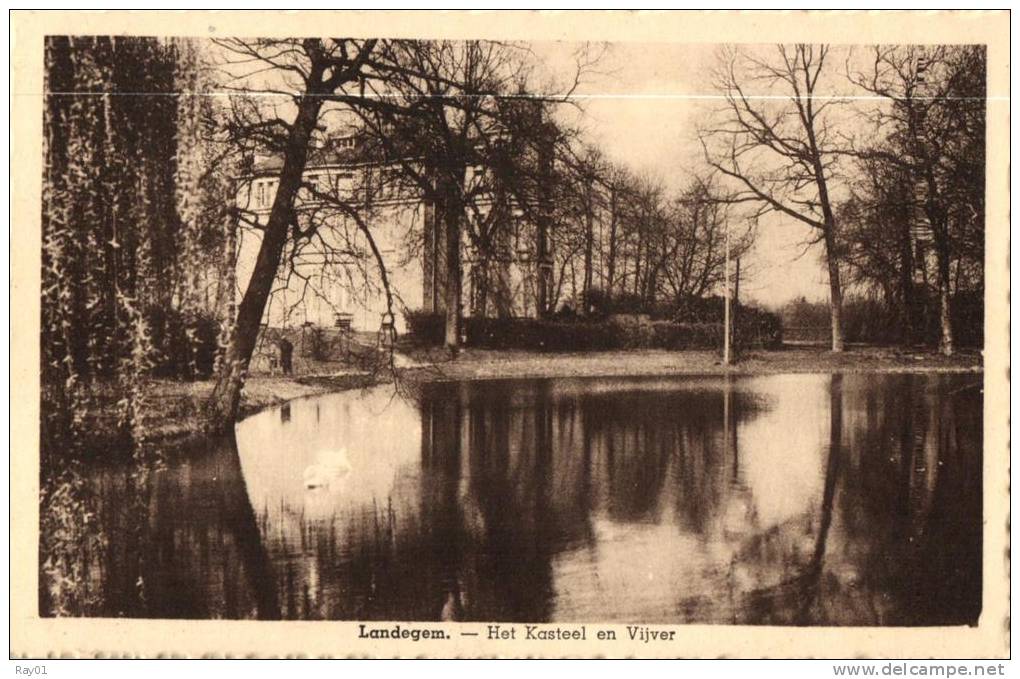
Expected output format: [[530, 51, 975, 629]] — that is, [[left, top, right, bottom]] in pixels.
[[404, 309, 782, 351]]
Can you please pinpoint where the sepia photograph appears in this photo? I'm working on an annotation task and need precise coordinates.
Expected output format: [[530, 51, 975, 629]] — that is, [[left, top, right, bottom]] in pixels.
[[10, 9, 1010, 660]]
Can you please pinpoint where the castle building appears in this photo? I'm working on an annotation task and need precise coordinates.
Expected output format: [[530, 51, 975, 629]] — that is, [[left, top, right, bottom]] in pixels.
[[235, 134, 552, 336]]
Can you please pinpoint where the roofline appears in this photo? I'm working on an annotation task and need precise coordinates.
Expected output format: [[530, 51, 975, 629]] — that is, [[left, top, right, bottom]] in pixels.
[[240, 155, 427, 182]]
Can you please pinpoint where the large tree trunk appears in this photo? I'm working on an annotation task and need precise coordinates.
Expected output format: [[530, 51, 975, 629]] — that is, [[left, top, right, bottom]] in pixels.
[[897, 210, 917, 346], [935, 237, 955, 356], [924, 192, 955, 356], [823, 226, 845, 353], [207, 97, 322, 427], [810, 134, 844, 352], [441, 173, 465, 354], [422, 200, 444, 313]]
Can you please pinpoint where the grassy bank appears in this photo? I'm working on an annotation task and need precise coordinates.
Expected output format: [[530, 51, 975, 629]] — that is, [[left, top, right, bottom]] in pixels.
[[398, 345, 983, 383], [129, 371, 377, 444]]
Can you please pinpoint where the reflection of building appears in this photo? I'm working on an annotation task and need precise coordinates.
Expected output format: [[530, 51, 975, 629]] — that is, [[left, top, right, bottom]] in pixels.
[[235, 132, 550, 334]]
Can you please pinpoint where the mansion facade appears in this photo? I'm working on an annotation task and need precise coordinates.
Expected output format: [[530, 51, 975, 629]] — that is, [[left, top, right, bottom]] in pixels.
[[235, 135, 552, 336]]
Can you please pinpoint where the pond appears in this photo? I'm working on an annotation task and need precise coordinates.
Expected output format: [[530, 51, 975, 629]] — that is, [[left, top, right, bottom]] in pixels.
[[56, 372, 983, 625]]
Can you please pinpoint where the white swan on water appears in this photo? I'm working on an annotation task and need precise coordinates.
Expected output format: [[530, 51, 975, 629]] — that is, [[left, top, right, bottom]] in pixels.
[[303, 447, 352, 489]]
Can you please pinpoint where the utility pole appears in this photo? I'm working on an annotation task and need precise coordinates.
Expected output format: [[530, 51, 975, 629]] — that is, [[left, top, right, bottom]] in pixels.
[[723, 218, 732, 365], [733, 255, 740, 358], [734, 257, 741, 306]]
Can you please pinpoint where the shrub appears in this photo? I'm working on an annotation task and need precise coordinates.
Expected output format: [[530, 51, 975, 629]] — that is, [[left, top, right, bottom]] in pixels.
[[148, 307, 220, 379], [734, 305, 784, 349], [404, 309, 445, 345], [649, 321, 723, 349], [841, 296, 899, 345], [553, 303, 578, 320], [404, 303, 782, 352], [583, 288, 612, 318], [467, 318, 620, 351], [951, 289, 983, 348], [674, 297, 783, 349], [302, 325, 330, 361], [584, 288, 671, 319]]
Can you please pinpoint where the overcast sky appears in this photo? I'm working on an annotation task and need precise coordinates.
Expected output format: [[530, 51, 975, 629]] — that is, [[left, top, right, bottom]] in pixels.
[[532, 41, 840, 308]]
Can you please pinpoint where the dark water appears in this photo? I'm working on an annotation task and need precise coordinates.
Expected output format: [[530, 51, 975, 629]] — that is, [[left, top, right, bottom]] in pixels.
[[58, 372, 983, 624]]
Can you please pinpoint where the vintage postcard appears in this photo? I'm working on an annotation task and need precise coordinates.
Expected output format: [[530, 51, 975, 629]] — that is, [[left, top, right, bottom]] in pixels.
[[10, 10, 1010, 659]]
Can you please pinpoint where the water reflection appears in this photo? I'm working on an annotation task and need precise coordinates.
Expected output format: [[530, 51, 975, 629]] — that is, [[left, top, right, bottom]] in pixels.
[[65, 373, 982, 625], [76, 435, 280, 618]]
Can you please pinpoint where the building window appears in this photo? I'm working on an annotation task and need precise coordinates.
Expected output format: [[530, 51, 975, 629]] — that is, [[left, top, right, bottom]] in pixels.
[[382, 167, 402, 198], [305, 173, 322, 199]]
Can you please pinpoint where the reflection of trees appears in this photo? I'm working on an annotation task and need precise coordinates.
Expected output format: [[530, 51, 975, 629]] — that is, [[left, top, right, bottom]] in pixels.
[[100, 459, 151, 617], [714, 373, 981, 627], [715, 374, 842, 625], [74, 436, 280, 619], [829, 373, 982, 626], [422, 394, 468, 620], [591, 391, 676, 522], [462, 381, 557, 622], [145, 435, 280, 619], [470, 382, 764, 525], [416, 371, 979, 623], [917, 375, 982, 625], [413, 378, 768, 622], [733, 373, 982, 626], [219, 436, 282, 620], [412, 381, 561, 622]]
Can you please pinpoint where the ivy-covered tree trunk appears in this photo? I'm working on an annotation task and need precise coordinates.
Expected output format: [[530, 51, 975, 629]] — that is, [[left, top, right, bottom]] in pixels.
[[42, 35, 188, 452]]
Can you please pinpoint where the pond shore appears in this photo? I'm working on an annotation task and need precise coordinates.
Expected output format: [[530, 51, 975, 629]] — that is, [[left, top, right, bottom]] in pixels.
[[135, 372, 377, 443], [130, 345, 980, 445], [397, 345, 983, 383]]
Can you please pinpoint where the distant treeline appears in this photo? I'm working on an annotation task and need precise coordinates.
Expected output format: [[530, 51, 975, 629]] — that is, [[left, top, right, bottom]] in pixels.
[[778, 293, 982, 348]]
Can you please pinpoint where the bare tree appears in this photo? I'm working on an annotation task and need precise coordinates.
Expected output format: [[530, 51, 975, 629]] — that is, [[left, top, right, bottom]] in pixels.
[[601, 165, 633, 298], [847, 45, 985, 355], [206, 38, 379, 427], [659, 177, 752, 302], [553, 143, 610, 314], [701, 44, 847, 352]]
